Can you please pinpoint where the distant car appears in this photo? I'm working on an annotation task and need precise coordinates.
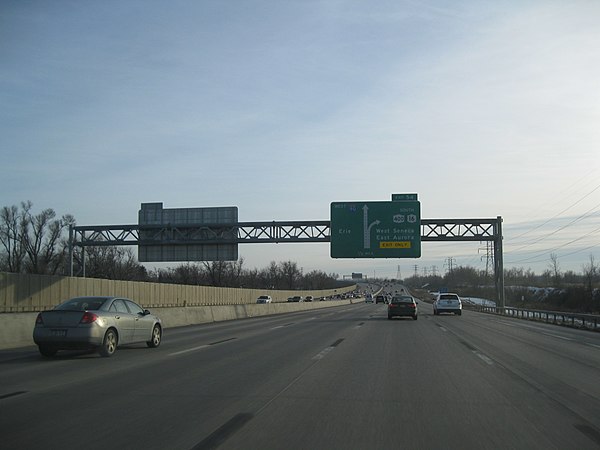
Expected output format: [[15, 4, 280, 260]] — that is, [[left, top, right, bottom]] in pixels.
[[288, 296, 304, 302], [375, 295, 386, 304], [305, 296, 313, 302], [256, 295, 272, 304], [33, 296, 162, 357], [388, 295, 418, 320], [433, 293, 462, 315], [365, 293, 374, 303]]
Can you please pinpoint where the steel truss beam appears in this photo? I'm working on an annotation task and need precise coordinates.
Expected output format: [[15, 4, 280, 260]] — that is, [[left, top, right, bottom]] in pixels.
[[71, 219, 499, 245], [71, 221, 332, 246], [421, 219, 498, 242]]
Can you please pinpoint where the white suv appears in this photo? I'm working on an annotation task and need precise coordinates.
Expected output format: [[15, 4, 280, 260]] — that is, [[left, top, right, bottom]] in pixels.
[[433, 293, 462, 315]]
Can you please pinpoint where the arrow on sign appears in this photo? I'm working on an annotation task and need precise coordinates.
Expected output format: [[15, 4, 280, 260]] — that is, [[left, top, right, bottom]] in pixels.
[[363, 205, 380, 249]]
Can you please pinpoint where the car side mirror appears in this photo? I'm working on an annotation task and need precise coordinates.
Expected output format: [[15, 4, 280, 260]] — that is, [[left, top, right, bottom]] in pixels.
[[143, 309, 151, 315]]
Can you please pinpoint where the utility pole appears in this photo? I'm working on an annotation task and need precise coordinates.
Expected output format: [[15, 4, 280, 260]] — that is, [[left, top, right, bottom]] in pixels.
[[431, 265, 438, 277], [479, 241, 493, 278], [445, 257, 456, 274], [413, 265, 419, 277]]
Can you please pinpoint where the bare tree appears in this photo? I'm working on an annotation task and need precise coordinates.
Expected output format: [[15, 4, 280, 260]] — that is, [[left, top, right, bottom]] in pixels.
[[582, 254, 598, 311], [0, 202, 73, 274], [304, 269, 334, 289], [227, 257, 245, 287], [0, 205, 26, 272], [583, 254, 597, 289], [280, 260, 302, 289], [20, 201, 74, 274], [85, 246, 147, 280], [548, 253, 561, 287], [266, 261, 280, 288], [203, 260, 229, 286]]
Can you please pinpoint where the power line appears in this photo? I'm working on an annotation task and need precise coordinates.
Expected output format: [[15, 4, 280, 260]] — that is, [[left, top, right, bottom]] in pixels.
[[511, 168, 597, 229], [508, 202, 600, 253], [510, 181, 600, 241], [506, 223, 600, 264]]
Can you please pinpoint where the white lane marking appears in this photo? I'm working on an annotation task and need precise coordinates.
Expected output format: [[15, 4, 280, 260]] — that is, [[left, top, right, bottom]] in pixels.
[[169, 345, 209, 356], [498, 320, 580, 339], [473, 351, 494, 365], [541, 332, 574, 341], [439, 326, 447, 332], [271, 322, 295, 330], [490, 318, 599, 348], [312, 346, 335, 360]]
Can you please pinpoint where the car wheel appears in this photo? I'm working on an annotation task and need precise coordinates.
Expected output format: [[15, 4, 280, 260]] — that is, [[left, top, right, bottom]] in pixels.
[[147, 324, 162, 348], [457, 311, 462, 316], [387, 315, 392, 320], [38, 344, 57, 357], [99, 329, 118, 357], [413, 315, 418, 320]]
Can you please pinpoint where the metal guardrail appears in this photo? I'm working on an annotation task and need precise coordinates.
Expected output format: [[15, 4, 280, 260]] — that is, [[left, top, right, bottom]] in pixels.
[[475, 305, 600, 332]]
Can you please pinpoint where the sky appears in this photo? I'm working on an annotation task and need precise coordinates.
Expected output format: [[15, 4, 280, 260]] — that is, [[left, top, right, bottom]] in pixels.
[[1, 0, 599, 280]]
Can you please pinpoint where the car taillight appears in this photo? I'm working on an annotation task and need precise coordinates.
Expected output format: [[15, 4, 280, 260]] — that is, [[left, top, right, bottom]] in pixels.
[[409, 304, 416, 308], [80, 312, 98, 324], [35, 313, 43, 325]]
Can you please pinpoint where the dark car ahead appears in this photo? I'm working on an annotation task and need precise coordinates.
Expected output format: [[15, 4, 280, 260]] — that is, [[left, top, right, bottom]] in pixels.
[[388, 295, 418, 320], [33, 296, 162, 357], [375, 295, 387, 304]]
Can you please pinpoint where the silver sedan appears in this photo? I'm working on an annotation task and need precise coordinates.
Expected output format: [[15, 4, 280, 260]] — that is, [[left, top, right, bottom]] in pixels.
[[33, 296, 162, 357]]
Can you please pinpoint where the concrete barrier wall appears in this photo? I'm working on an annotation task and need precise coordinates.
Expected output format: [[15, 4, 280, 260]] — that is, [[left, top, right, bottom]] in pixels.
[[0, 299, 357, 350], [0, 312, 35, 350], [0, 272, 356, 312]]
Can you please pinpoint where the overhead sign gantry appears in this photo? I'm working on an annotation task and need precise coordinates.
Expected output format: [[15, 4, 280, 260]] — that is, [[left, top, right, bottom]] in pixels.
[[68, 195, 505, 307]]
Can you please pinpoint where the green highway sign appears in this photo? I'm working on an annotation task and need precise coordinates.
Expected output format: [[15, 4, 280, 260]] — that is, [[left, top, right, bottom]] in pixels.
[[330, 200, 421, 258]]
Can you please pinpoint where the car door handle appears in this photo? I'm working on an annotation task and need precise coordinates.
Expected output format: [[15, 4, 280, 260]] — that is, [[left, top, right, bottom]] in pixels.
[[114, 315, 120, 319]]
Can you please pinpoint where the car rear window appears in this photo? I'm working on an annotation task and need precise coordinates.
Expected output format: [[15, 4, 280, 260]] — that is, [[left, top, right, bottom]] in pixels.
[[392, 296, 413, 304], [439, 294, 459, 300], [56, 297, 108, 311]]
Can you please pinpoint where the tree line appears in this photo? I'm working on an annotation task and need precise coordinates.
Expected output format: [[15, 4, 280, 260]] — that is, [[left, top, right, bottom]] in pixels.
[[0, 202, 347, 291], [403, 256, 599, 313]]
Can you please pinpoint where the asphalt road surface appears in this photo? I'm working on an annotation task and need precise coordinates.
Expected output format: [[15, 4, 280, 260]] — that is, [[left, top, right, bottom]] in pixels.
[[1, 301, 600, 449]]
